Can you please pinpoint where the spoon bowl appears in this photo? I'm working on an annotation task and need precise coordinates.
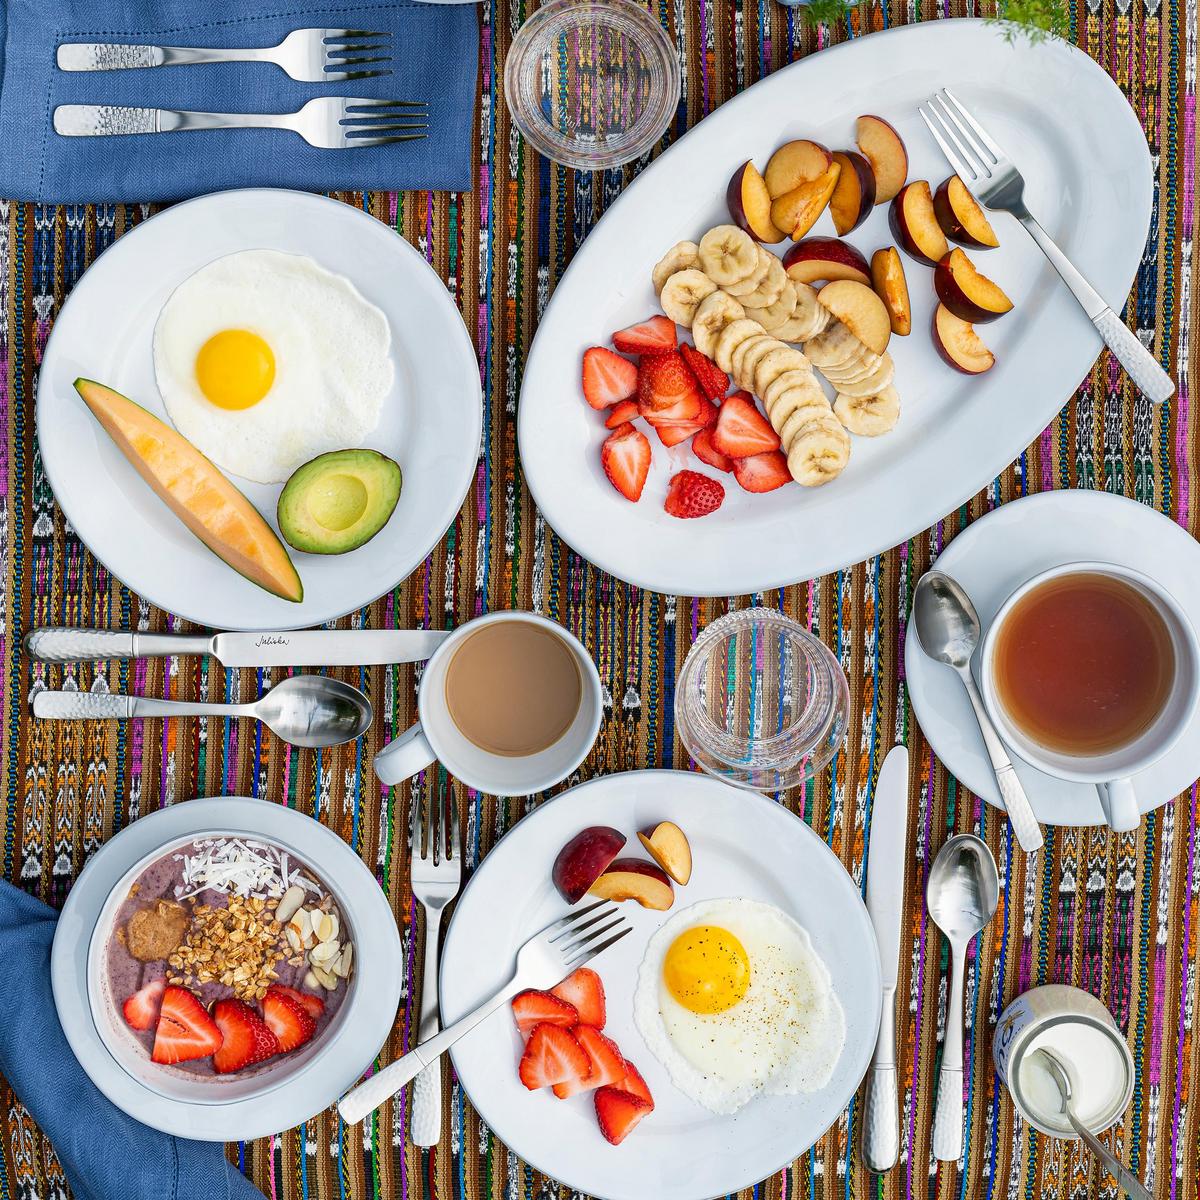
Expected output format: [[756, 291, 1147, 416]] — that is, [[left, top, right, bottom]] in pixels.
[[926, 833, 1001, 940], [914, 571, 982, 669], [254, 675, 373, 748]]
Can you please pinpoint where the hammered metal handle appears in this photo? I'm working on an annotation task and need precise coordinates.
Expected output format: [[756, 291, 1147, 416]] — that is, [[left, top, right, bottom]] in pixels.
[[24, 628, 135, 662], [54, 105, 158, 136], [931, 1064, 964, 1161], [861, 1064, 899, 1172], [33, 692, 133, 720], [56, 43, 160, 70], [1091, 309, 1175, 404]]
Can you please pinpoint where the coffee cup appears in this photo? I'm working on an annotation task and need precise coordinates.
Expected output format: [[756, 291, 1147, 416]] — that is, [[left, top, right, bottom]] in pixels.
[[373, 611, 602, 794], [979, 562, 1199, 831]]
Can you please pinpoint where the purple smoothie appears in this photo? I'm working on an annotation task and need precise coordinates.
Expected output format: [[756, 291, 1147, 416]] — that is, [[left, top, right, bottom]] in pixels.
[[103, 838, 352, 1080]]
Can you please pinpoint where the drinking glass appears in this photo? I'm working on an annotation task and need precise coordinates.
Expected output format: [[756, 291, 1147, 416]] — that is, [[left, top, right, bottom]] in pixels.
[[675, 608, 850, 792]]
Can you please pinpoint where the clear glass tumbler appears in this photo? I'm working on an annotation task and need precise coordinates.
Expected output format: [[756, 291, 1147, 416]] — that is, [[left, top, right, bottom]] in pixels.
[[675, 608, 850, 792], [503, 0, 681, 171]]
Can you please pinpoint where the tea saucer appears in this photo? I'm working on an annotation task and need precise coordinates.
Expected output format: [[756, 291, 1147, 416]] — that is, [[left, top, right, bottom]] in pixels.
[[904, 491, 1200, 827]]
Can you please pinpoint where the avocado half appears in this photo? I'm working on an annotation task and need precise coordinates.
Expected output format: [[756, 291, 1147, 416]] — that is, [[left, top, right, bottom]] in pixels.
[[277, 448, 402, 555]]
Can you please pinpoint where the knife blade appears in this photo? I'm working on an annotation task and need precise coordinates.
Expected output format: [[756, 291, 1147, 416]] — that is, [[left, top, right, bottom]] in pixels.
[[860, 743, 910, 1174], [24, 626, 450, 668]]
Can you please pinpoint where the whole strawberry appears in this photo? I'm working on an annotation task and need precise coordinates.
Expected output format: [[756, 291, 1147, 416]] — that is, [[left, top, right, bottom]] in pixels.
[[664, 470, 725, 519]]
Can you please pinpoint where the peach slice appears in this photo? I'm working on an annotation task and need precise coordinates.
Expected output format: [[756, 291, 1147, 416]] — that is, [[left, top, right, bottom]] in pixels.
[[932, 304, 995, 375], [770, 163, 841, 241], [727, 160, 787, 243], [855, 115, 908, 204], [552, 826, 627, 903], [817, 279, 891, 354], [889, 181, 949, 267], [783, 236, 872, 287], [829, 150, 876, 236], [933, 248, 1013, 323], [870, 247, 911, 336], [764, 139, 833, 199], [636, 821, 692, 885], [933, 175, 999, 249], [587, 858, 675, 911]]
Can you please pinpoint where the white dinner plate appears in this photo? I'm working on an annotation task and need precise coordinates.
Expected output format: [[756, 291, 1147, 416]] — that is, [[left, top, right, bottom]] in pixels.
[[37, 189, 482, 630], [440, 771, 880, 1200], [51, 796, 402, 1140], [905, 491, 1200, 826], [518, 20, 1153, 596]]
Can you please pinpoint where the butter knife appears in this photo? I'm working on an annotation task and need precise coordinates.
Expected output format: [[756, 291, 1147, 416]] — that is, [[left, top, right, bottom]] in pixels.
[[861, 744, 910, 1173], [24, 626, 448, 668]]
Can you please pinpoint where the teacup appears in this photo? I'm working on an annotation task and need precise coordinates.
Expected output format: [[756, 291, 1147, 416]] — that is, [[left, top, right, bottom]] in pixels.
[[373, 611, 602, 794], [979, 562, 1199, 831]]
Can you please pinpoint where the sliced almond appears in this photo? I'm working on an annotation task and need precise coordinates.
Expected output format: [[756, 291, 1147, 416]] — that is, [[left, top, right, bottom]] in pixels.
[[273, 884, 306, 926], [309, 940, 340, 967], [314, 911, 340, 944], [334, 943, 354, 978], [312, 966, 338, 990], [304, 970, 321, 990]]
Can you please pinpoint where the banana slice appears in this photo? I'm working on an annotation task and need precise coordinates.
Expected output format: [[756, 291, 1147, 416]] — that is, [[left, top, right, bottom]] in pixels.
[[713, 319, 765, 374], [834, 386, 900, 436], [804, 321, 863, 370], [786, 416, 852, 487], [778, 395, 835, 449], [660, 269, 719, 327], [774, 284, 829, 343], [723, 248, 773, 297], [652, 241, 701, 295], [762, 368, 816, 414], [698, 225, 760, 287], [833, 354, 896, 398], [730, 332, 773, 387], [738, 255, 788, 309], [820, 346, 882, 385], [744, 281, 798, 333], [692, 291, 746, 359], [736, 336, 785, 393], [754, 344, 809, 397]]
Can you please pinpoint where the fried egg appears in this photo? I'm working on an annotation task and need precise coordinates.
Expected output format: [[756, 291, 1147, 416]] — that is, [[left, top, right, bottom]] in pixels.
[[153, 250, 393, 484], [633, 897, 845, 1114]]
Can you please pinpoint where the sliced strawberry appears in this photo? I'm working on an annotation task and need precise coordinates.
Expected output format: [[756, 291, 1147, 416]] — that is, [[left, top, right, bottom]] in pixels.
[[733, 449, 792, 493], [601, 425, 651, 502], [612, 315, 677, 356], [265, 984, 325, 1021], [680, 343, 730, 401], [617, 1060, 655, 1108], [595, 1084, 653, 1145], [211, 998, 279, 1075], [710, 391, 781, 458], [664, 470, 725, 519], [582, 347, 637, 410], [553, 1026, 626, 1098], [646, 394, 717, 430], [604, 399, 639, 429], [637, 351, 702, 420], [517, 1023, 590, 1091], [655, 420, 705, 448], [123, 978, 165, 1032], [692, 427, 734, 472], [511, 989, 578, 1037], [261, 988, 317, 1053], [151, 986, 223, 1065], [551, 967, 606, 1028]]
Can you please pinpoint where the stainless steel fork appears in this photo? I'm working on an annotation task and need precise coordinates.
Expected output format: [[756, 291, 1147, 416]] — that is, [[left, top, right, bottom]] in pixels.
[[53, 97, 428, 149], [408, 793, 462, 1148], [57, 28, 393, 83], [337, 899, 632, 1126], [919, 87, 1174, 405]]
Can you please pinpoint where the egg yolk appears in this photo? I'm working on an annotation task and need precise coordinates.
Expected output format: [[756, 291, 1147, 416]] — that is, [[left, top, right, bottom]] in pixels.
[[662, 924, 751, 1014], [194, 329, 275, 409]]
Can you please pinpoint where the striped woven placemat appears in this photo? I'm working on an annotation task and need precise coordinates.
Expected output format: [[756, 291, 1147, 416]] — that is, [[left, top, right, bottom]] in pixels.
[[2, 1, 1197, 1196]]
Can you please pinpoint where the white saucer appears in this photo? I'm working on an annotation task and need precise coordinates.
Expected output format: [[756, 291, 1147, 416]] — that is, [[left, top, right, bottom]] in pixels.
[[440, 771, 880, 1200], [904, 491, 1200, 826], [51, 797, 402, 1141]]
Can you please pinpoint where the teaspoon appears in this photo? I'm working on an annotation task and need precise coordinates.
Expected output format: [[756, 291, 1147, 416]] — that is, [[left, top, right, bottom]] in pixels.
[[32, 674, 373, 748], [913, 570, 1043, 852]]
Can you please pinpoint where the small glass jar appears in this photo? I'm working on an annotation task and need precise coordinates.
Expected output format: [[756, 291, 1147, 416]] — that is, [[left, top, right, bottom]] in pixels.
[[503, 0, 680, 171], [675, 608, 850, 792]]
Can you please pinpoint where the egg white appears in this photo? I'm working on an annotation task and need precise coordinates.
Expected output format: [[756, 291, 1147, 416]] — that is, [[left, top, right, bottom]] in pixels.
[[633, 897, 845, 1114], [152, 249, 394, 484]]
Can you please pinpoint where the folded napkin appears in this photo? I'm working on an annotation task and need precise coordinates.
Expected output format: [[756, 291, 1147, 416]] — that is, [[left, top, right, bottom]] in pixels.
[[0, 880, 264, 1200], [0, 0, 479, 203]]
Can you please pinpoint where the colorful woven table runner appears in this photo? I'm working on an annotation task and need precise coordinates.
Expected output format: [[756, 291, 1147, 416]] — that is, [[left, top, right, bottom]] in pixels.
[[1, 0, 1197, 1196]]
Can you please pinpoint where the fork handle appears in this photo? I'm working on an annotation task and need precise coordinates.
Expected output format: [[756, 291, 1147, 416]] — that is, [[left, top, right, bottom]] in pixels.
[[56, 43, 271, 71], [1018, 213, 1174, 404], [54, 105, 293, 137], [338, 980, 520, 1126]]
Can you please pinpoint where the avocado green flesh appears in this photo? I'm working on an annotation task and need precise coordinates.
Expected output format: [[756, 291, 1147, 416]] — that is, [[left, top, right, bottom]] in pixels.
[[278, 449, 402, 555]]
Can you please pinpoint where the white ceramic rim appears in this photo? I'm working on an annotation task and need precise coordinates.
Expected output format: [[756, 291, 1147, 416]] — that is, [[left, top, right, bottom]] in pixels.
[[51, 796, 402, 1141]]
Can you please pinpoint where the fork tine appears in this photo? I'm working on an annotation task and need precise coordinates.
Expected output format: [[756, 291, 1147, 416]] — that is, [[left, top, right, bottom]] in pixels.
[[449, 795, 461, 862], [565, 926, 632, 972], [434, 793, 445, 865], [549, 903, 621, 942], [919, 107, 977, 183], [325, 28, 391, 40], [547, 899, 612, 931], [326, 70, 393, 82], [941, 88, 1004, 161], [932, 94, 994, 173], [411, 793, 425, 859], [325, 45, 390, 58], [342, 98, 425, 110], [345, 126, 429, 141], [328, 55, 391, 69], [559, 915, 627, 959]]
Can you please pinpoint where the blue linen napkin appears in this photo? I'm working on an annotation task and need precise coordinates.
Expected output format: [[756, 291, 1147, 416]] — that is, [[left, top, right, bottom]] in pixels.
[[0, 880, 264, 1200], [0, 0, 478, 203]]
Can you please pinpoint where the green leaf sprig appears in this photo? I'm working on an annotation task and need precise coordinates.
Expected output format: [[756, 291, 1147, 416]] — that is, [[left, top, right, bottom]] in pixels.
[[797, 0, 1068, 44]]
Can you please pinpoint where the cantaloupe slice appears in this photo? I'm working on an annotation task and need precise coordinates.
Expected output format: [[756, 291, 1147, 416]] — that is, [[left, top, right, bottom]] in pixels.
[[74, 379, 303, 603]]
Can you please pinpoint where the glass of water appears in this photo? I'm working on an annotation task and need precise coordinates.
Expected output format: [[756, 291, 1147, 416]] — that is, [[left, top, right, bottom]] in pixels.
[[503, 0, 680, 170], [675, 608, 850, 792]]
